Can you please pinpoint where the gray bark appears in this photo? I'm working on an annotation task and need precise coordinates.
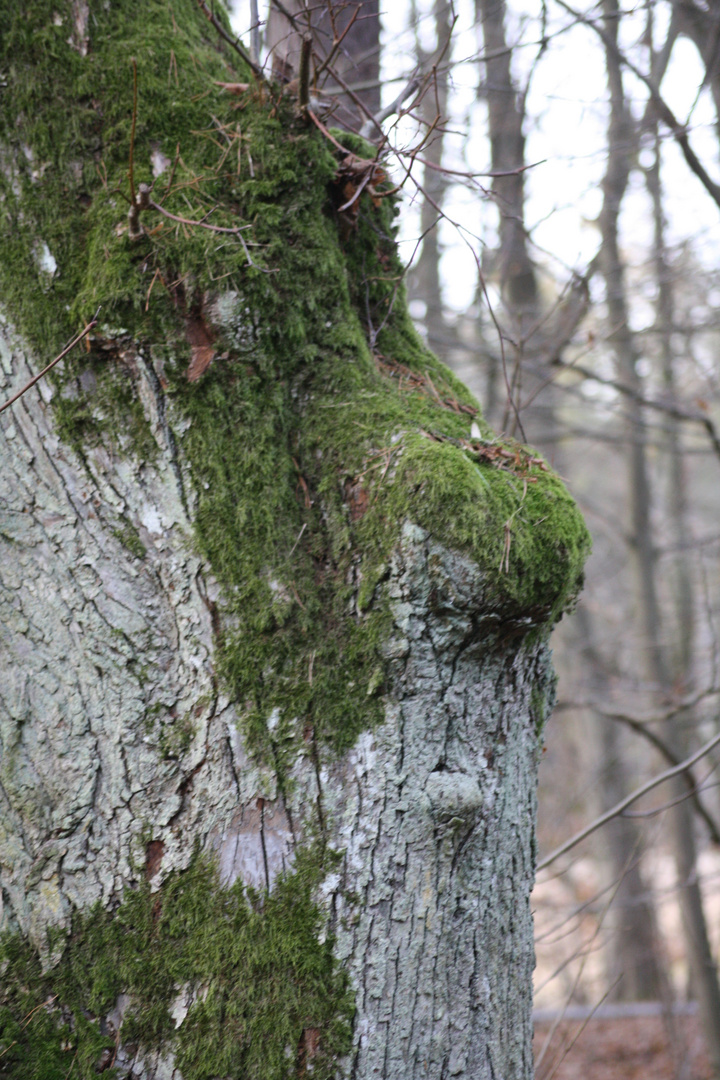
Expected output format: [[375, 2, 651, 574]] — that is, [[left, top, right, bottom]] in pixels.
[[1, 320, 554, 1078]]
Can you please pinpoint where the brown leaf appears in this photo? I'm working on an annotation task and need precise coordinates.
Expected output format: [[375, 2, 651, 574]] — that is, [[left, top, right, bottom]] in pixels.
[[187, 344, 215, 382], [214, 81, 250, 95], [297, 1027, 321, 1076], [176, 287, 216, 381], [344, 478, 369, 521]]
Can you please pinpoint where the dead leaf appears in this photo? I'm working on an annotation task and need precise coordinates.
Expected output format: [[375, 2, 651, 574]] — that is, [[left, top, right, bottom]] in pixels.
[[344, 478, 369, 521], [187, 344, 215, 382], [214, 81, 250, 95]]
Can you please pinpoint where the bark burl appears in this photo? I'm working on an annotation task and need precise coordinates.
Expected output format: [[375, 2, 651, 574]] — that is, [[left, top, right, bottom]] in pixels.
[[0, 3, 589, 1077]]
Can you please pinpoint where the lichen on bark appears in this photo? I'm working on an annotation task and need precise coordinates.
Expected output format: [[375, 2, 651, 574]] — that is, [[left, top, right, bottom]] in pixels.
[[0, 1, 590, 1077]]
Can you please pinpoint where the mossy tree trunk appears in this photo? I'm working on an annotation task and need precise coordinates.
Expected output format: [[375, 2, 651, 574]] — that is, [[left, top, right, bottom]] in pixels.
[[0, 3, 589, 1078]]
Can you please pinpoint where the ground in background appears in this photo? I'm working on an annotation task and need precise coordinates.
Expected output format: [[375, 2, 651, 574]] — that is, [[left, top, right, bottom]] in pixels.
[[534, 1014, 711, 1080]]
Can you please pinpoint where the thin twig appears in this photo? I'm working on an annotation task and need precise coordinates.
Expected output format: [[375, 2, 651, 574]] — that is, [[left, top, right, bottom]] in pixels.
[[289, 522, 307, 556], [0, 995, 59, 1059], [314, 5, 360, 79], [149, 199, 252, 235], [0, 311, 101, 415], [601, 709, 720, 843], [195, 0, 263, 78], [360, 74, 421, 139], [537, 729, 720, 872], [552, 354, 720, 463]]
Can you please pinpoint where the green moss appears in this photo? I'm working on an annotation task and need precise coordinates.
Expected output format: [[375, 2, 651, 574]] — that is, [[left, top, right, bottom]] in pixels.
[[0, 0, 589, 771], [159, 710, 195, 759], [112, 518, 147, 560], [529, 651, 558, 740], [0, 851, 353, 1080]]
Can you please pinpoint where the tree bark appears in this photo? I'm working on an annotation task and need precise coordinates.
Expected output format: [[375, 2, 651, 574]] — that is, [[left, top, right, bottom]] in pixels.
[[0, 3, 588, 1077]]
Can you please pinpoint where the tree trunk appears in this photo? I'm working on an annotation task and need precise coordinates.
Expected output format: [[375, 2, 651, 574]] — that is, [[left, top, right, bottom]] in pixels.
[[575, 608, 665, 1002], [408, 0, 452, 362], [475, 0, 588, 451], [600, 1, 720, 1066], [266, 0, 380, 125], [646, 75, 720, 1074], [0, 3, 588, 1077]]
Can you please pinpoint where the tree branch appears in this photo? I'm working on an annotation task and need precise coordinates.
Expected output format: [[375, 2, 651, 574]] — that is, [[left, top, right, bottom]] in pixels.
[[555, 0, 720, 210], [195, 0, 263, 78], [537, 729, 720, 871]]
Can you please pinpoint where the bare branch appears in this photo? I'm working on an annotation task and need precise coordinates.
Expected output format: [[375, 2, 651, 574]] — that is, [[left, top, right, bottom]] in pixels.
[[195, 0, 263, 78], [537, 729, 720, 872], [128, 58, 138, 206], [360, 74, 421, 138], [552, 355, 720, 462], [555, 0, 720, 210]]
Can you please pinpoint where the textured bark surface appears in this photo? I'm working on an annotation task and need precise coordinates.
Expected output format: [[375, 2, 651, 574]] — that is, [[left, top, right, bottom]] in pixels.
[[328, 523, 545, 1079], [0, 324, 254, 936], [0, 4, 588, 1075], [2, 320, 546, 1077]]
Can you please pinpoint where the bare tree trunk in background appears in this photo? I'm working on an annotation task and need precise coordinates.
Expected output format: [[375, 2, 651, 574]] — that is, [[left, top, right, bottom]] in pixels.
[[266, 0, 380, 124], [646, 26, 720, 1070], [600, 0, 720, 1063], [409, 0, 452, 361], [672, 1, 720, 141], [328, 0, 380, 116], [475, 0, 541, 442], [476, 0, 536, 317], [475, 0, 589, 453], [575, 607, 666, 1002]]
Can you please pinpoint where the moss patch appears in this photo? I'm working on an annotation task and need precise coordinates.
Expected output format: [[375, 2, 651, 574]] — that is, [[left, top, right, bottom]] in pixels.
[[0, 0, 590, 771], [0, 851, 353, 1080]]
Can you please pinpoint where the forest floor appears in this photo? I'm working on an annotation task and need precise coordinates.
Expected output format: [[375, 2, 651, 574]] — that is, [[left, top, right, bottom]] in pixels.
[[533, 1013, 711, 1080]]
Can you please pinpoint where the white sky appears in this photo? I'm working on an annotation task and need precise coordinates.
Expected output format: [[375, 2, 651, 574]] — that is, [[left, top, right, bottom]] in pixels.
[[229, 1, 720, 313]]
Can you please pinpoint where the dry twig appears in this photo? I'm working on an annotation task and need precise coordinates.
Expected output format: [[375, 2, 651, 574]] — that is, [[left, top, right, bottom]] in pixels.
[[0, 311, 101, 415]]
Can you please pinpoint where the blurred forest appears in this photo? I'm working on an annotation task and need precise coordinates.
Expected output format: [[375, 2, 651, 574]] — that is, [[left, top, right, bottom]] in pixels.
[[234, 0, 720, 1074]]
